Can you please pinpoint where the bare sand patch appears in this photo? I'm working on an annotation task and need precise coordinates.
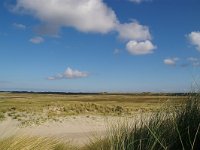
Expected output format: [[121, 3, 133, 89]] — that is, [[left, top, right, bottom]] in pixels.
[[0, 114, 147, 145]]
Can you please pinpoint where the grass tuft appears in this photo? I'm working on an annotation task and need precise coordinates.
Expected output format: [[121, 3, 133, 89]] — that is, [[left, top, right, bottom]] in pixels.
[[0, 136, 78, 150]]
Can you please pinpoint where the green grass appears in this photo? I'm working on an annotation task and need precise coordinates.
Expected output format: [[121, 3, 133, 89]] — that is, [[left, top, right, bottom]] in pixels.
[[84, 94, 200, 150]]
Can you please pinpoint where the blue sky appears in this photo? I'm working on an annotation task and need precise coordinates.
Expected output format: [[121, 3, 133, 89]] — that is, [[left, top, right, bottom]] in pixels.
[[1, 0, 200, 92]]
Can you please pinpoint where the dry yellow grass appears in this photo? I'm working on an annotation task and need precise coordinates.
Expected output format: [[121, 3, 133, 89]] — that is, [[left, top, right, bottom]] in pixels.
[[0, 92, 187, 125]]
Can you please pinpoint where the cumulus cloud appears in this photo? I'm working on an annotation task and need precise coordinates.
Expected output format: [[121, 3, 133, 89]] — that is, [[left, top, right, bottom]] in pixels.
[[29, 36, 44, 44], [13, 23, 26, 30], [164, 58, 179, 65], [126, 40, 156, 55], [12, 0, 156, 56], [13, 0, 118, 34], [12, 0, 152, 38], [116, 21, 151, 41], [188, 31, 200, 51], [48, 67, 89, 80], [116, 21, 155, 55]]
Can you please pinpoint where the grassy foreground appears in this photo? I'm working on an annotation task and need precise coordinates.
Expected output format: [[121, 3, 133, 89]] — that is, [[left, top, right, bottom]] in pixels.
[[1, 92, 199, 150], [84, 94, 200, 150], [0, 136, 78, 150]]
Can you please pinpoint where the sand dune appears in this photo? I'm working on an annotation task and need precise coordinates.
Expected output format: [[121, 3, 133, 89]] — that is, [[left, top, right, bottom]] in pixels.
[[0, 114, 146, 145]]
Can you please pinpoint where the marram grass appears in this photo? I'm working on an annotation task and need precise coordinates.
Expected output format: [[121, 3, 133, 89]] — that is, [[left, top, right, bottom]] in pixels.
[[0, 136, 78, 150], [84, 93, 200, 150]]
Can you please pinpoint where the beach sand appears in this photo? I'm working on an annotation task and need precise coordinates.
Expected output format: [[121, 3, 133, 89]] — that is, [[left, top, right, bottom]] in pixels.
[[0, 114, 145, 145]]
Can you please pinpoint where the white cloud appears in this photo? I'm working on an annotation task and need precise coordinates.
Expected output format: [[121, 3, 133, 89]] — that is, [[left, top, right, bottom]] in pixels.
[[12, 0, 152, 39], [126, 40, 156, 55], [164, 59, 175, 65], [29, 36, 44, 44], [13, 23, 26, 30], [12, 0, 156, 56], [48, 67, 89, 80], [164, 58, 179, 65], [14, 0, 118, 34], [116, 21, 151, 41], [188, 31, 200, 51], [117, 21, 154, 56]]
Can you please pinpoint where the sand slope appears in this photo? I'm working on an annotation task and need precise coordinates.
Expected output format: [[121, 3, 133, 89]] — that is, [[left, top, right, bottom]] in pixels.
[[0, 115, 145, 145]]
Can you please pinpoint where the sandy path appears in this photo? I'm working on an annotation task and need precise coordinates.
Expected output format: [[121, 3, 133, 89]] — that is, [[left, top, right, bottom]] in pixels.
[[0, 114, 146, 145], [20, 116, 110, 145]]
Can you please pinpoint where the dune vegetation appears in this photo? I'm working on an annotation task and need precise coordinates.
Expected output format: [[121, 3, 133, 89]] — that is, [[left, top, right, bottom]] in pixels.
[[1, 92, 200, 149], [0, 92, 185, 126], [84, 94, 200, 150], [0, 136, 78, 150]]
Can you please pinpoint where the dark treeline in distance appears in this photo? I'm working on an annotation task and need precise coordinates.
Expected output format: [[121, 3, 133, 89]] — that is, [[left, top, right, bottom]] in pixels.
[[0, 91, 190, 96]]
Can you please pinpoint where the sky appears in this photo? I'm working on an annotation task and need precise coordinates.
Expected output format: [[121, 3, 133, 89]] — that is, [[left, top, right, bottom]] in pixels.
[[1, 0, 200, 92]]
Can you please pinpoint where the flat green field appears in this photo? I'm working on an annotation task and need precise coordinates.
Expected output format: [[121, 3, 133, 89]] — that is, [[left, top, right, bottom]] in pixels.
[[0, 92, 187, 126]]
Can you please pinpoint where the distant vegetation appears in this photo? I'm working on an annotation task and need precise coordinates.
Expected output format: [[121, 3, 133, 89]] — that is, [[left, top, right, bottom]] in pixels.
[[0, 92, 186, 126], [0, 91, 189, 96]]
